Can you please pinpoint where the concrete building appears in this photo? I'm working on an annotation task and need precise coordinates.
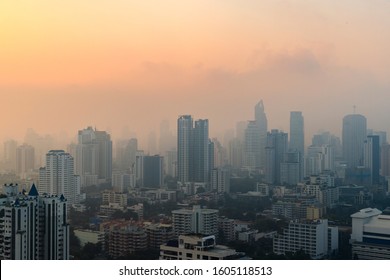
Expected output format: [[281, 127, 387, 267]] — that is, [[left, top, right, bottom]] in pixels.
[[273, 219, 338, 259], [16, 144, 35, 179], [76, 127, 112, 187], [160, 234, 243, 260], [289, 111, 304, 180], [265, 130, 288, 185], [172, 205, 218, 236], [0, 184, 69, 260], [102, 191, 128, 207], [177, 115, 193, 183], [363, 135, 380, 185], [342, 114, 367, 170], [350, 208, 390, 259], [211, 168, 230, 193], [144, 223, 175, 249], [39, 150, 80, 205]]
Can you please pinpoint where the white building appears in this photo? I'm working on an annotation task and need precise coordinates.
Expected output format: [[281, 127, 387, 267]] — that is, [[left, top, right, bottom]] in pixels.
[[211, 168, 230, 193], [172, 205, 218, 236], [39, 150, 81, 205], [350, 208, 390, 259], [273, 219, 338, 259], [0, 184, 69, 260], [160, 234, 243, 260]]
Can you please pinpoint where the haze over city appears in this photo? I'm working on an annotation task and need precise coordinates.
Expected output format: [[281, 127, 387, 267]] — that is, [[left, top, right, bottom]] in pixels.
[[2, 0, 390, 147]]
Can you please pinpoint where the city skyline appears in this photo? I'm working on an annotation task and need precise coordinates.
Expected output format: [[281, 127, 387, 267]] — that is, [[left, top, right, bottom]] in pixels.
[[1, 1, 390, 146]]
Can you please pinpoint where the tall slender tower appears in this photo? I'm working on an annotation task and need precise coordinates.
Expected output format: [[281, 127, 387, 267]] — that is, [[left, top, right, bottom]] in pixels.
[[265, 129, 288, 184], [193, 119, 209, 183], [342, 114, 367, 169], [290, 111, 304, 180], [255, 100, 268, 171], [177, 115, 193, 183], [364, 135, 380, 185]]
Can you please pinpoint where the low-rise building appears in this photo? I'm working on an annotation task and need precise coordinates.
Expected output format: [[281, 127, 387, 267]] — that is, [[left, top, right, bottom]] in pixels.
[[160, 234, 244, 260]]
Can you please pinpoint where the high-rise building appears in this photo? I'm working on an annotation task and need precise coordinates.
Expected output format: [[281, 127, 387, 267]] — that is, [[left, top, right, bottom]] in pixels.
[[265, 130, 288, 185], [290, 111, 304, 180], [364, 135, 380, 185], [211, 168, 230, 193], [3, 139, 18, 172], [280, 151, 300, 185], [381, 143, 390, 177], [177, 116, 211, 184], [39, 150, 80, 205], [0, 184, 69, 260], [142, 155, 164, 188], [172, 205, 218, 236], [76, 127, 112, 187], [342, 114, 367, 169], [177, 115, 193, 183], [16, 144, 35, 179], [255, 100, 268, 170], [193, 119, 209, 183]]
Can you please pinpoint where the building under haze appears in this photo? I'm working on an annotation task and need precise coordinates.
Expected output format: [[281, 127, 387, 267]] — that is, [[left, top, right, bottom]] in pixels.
[[0, 184, 69, 260], [265, 129, 288, 185], [342, 114, 367, 170], [363, 135, 380, 185], [289, 111, 304, 181], [244, 100, 268, 172], [76, 127, 112, 187], [39, 150, 80, 205], [177, 116, 211, 184], [16, 144, 35, 179]]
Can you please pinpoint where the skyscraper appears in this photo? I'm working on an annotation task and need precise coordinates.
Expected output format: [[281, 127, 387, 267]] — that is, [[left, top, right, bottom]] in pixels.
[[39, 150, 80, 205], [0, 184, 69, 260], [16, 144, 35, 179], [177, 115, 193, 183], [342, 114, 367, 169], [265, 129, 288, 185], [255, 100, 268, 170], [364, 135, 380, 185], [76, 127, 112, 187], [289, 111, 304, 181], [193, 119, 209, 183], [244, 100, 268, 171]]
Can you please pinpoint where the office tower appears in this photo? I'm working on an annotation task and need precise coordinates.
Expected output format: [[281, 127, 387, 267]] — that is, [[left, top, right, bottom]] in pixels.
[[39, 150, 80, 205], [342, 114, 367, 169], [4, 139, 18, 172], [381, 143, 390, 177], [364, 135, 380, 185], [244, 121, 261, 170], [211, 138, 227, 168], [193, 119, 209, 183], [76, 127, 112, 187], [177, 115, 193, 183], [350, 208, 390, 259], [142, 155, 164, 188], [172, 205, 218, 236], [255, 100, 268, 170], [165, 150, 177, 178], [290, 111, 304, 180], [211, 168, 230, 193], [228, 138, 244, 169], [16, 144, 35, 179], [280, 151, 300, 185], [273, 219, 338, 259], [0, 184, 69, 260], [265, 130, 288, 185], [115, 138, 138, 172]]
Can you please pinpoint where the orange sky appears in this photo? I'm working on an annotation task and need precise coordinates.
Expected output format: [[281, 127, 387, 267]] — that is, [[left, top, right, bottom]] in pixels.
[[1, 1, 390, 148]]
